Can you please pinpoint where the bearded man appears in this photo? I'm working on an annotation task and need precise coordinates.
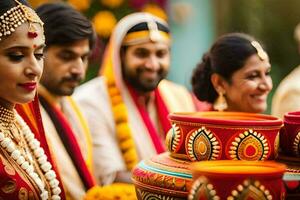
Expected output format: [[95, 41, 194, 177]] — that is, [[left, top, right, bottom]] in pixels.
[[75, 12, 196, 185], [36, 3, 96, 199]]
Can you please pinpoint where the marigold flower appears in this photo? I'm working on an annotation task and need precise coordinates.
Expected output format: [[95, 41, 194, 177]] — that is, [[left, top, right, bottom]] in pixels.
[[120, 138, 135, 150], [108, 87, 120, 96], [116, 123, 131, 141], [113, 104, 128, 122], [111, 95, 123, 105], [93, 11, 117, 38], [142, 3, 168, 21], [84, 183, 137, 200], [28, 0, 48, 8], [68, 0, 90, 11]]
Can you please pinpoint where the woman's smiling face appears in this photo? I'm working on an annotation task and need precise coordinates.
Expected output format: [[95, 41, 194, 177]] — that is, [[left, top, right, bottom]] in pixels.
[[223, 54, 272, 113]]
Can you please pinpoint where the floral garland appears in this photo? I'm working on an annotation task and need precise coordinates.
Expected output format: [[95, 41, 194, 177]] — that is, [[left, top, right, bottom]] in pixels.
[[84, 183, 137, 200], [104, 59, 138, 170], [0, 111, 62, 200]]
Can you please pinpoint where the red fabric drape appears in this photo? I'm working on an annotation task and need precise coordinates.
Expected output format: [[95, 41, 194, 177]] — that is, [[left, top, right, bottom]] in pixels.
[[127, 86, 171, 153], [39, 95, 96, 190]]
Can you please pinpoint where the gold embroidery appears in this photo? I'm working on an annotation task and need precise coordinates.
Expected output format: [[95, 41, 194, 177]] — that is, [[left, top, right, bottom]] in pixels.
[[4, 164, 15, 176], [1, 179, 17, 194], [18, 187, 28, 200], [28, 191, 35, 200], [0, 153, 15, 175]]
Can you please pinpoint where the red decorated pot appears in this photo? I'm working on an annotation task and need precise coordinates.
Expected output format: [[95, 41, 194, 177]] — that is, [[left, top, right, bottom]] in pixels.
[[189, 160, 286, 200], [132, 112, 283, 199], [166, 112, 282, 161], [281, 111, 300, 157]]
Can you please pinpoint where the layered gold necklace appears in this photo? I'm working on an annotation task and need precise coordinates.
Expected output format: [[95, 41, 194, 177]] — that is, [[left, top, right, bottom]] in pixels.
[[0, 105, 62, 200]]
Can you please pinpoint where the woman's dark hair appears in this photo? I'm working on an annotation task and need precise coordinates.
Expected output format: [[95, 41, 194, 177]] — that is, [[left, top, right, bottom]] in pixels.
[[191, 33, 262, 103], [36, 2, 95, 49], [0, 0, 29, 16]]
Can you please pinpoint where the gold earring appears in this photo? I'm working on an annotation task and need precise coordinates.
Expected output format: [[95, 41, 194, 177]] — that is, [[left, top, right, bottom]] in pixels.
[[213, 91, 228, 111]]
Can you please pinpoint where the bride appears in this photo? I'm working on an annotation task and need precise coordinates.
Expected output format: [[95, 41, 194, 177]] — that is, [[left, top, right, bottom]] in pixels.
[[0, 0, 65, 199]]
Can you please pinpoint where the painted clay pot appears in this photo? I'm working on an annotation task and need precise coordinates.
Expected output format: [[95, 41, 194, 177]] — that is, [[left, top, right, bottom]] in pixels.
[[189, 160, 286, 200], [132, 112, 283, 199], [167, 112, 282, 161], [132, 152, 193, 199], [281, 111, 300, 157], [278, 111, 300, 199]]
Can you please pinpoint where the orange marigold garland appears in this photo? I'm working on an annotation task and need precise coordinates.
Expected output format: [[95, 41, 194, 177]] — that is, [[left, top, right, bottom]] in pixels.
[[84, 183, 137, 200], [104, 57, 139, 170]]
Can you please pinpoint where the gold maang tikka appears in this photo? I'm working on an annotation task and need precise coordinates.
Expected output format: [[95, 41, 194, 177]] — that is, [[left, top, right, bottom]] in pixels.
[[0, 0, 44, 41]]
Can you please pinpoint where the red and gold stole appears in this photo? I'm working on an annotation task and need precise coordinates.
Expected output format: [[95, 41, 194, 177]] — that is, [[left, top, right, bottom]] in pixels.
[[127, 85, 171, 153], [15, 95, 67, 200], [38, 93, 96, 190]]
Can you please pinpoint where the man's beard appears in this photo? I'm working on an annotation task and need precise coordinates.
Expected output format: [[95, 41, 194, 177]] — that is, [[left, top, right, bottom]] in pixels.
[[122, 66, 168, 93], [45, 74, 82, 96]]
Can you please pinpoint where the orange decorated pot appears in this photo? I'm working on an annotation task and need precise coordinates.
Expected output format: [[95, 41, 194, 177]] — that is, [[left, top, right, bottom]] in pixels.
[[166, 112, 282, 161], [189, 160, 286, 200], [132, 152, 193, 199]]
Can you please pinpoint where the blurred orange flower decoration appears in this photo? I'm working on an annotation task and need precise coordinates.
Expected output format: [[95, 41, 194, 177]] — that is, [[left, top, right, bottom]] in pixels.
[[142, 3, 168, 21], [28, 0, 49, 8], [93, 11, 117, 38], [84, 183, 137, 200], [100, 0, 124, 8], [68, 0, 91, 11]]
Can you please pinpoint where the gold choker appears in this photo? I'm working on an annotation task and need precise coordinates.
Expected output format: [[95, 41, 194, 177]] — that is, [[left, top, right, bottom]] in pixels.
[[0, 106, 16, 127]]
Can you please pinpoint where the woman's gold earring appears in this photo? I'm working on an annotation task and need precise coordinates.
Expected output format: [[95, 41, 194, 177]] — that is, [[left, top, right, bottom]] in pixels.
[[213, 91, 228, 111]]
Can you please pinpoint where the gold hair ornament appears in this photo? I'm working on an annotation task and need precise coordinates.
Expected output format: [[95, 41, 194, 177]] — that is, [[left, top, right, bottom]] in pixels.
[[251, 41, 267, 61], [0, 0, 44, 41]]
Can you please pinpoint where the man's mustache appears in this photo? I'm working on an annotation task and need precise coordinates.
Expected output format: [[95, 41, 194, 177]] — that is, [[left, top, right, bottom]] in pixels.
[[137, 67, 164, 74], [61, 74, 82, 83]]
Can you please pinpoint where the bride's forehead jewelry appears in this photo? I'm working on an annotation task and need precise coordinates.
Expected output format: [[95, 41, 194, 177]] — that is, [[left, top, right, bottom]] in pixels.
[[0, 0, 44, 41]]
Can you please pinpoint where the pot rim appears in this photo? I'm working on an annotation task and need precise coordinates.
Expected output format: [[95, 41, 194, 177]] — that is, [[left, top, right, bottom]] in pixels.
[[169, 112, 282, 127]]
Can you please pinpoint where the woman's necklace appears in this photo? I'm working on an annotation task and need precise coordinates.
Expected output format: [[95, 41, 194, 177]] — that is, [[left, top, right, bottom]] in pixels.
[[0, 106, 62, 200]]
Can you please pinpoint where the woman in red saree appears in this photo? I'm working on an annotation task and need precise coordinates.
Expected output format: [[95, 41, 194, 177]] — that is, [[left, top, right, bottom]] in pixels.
[[0, 0, 65, 199]]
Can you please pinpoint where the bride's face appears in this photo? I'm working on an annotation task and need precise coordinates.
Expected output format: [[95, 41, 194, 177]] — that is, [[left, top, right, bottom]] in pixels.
[[0, 22, 45, 108]]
